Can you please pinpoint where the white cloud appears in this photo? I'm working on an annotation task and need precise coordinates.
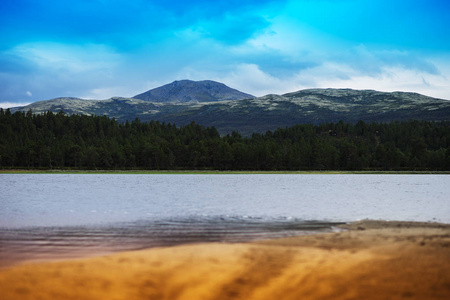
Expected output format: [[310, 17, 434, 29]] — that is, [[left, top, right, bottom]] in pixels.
[[222, 7, 450, 100], [0, 42, 130, 102], [300, 62, 450, 100], [11, 42, 122, 74], [80, 85, 149, 100], [220, 64, 296, 96], [0, 102, 32, 109]]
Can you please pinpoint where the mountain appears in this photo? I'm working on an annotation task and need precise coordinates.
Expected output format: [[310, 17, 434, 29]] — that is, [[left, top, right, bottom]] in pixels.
[[135, 89, 450, 134], [9, 83, 450, 135], [132, 80, 254, 102]]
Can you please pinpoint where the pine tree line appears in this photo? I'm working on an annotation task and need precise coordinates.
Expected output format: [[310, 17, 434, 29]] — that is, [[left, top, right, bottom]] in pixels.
[[1, 109, 449, 170]]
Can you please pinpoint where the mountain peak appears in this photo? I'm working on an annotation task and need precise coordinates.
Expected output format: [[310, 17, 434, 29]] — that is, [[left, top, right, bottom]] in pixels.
[[132, 80, 254, 103]]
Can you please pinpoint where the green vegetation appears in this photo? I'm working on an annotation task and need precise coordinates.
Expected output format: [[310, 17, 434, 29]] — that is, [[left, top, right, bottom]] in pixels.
[[1, 109, 449, 171], [11, 88, 450, 135]]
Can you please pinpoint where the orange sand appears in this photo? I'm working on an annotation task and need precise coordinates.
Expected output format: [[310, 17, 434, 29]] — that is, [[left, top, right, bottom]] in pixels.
[[1, 220, 449, 299]]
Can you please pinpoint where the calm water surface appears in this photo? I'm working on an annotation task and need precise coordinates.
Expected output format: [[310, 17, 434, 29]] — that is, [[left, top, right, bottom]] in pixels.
[[1, 174, 449, 266]]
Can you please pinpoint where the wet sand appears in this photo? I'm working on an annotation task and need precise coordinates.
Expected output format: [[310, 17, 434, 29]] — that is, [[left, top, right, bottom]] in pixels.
[[1, 220, 449, 299]]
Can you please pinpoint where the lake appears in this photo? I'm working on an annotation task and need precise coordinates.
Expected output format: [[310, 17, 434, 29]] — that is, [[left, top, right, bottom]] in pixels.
[[1, 174, 449, 266]]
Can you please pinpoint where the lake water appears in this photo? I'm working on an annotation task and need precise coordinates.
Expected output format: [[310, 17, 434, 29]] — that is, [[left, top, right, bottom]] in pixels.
[[1, 174, 449, 266]]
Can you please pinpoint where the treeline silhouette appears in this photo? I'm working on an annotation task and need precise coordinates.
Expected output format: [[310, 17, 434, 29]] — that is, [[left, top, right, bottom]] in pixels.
[[1, 109, 449, 170]]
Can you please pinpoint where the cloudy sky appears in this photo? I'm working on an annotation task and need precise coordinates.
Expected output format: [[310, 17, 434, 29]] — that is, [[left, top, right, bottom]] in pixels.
[[1, 0, 449, 108]]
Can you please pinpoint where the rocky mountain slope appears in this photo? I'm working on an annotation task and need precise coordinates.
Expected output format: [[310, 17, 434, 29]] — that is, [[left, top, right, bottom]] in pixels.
[[10, 81, 450, 135], [132, 80, 254, 102]]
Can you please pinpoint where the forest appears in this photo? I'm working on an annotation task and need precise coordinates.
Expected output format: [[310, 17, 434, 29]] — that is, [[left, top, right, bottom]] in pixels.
[[1, 108, 449, 171]]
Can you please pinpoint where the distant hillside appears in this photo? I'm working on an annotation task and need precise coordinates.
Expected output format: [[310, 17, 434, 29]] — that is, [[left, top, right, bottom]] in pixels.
[[141, 89, 450, 134], [132, 80, 254, 102], [10, 83, 450, 135]]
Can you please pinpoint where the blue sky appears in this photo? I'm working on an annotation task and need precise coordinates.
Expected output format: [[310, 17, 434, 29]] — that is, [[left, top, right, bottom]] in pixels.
[[1, 0, 449, 107]]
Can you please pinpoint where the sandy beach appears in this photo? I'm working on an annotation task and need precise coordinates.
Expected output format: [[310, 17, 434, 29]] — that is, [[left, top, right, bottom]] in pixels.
[[1, 220, 449, 299]]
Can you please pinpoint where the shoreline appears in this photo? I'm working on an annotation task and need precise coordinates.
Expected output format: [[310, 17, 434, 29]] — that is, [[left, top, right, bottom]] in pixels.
[[1, 169, 450, 174], [1, 220, 449, 299]]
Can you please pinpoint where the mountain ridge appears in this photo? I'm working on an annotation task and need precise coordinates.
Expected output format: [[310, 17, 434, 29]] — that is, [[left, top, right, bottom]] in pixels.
[[8, 81, 450, 135]]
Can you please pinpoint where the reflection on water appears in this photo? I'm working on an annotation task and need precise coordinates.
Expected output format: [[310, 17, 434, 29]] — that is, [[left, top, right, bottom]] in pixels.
[[0, 216, 343, 267]]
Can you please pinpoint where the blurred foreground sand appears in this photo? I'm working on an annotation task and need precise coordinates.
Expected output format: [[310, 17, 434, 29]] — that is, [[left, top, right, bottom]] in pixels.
[[1, 220, 449, 299]]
